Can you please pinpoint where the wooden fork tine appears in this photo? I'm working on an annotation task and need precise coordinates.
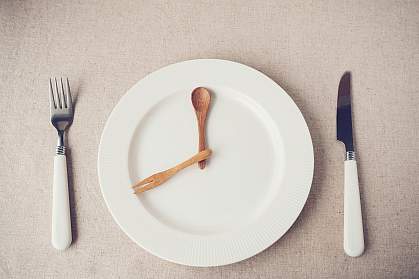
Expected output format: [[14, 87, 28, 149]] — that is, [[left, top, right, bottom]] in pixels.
[[132, 176, 154, 189], [134, 182, 159, 194]]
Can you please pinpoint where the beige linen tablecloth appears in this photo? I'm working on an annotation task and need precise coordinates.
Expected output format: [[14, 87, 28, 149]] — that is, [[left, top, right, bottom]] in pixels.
[[1, 1, 418, 278]]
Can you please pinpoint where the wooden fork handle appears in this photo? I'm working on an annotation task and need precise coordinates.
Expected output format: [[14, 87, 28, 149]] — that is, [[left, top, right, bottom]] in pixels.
[[174, 149, 211, 173]]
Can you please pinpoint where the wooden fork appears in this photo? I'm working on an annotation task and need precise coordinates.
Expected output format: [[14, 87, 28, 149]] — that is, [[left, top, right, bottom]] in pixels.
[[132, 149, 212, 194]]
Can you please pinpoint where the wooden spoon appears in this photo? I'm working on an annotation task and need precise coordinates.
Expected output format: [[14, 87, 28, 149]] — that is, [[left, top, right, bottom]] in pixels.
[[191, 87, 211, 169], [132, 149, 212, 194]]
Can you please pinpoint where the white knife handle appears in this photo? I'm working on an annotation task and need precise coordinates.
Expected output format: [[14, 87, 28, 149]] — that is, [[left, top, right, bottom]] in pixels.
[[52, 154, 72, 250], [344, 158, 364, 257]]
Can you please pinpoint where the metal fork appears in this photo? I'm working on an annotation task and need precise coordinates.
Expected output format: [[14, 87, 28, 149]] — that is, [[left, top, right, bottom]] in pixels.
[[49, 77, 73, 250]]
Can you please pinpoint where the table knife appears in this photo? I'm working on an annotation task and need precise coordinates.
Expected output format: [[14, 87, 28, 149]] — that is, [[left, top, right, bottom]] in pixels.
[[337, 72, 364, 257]]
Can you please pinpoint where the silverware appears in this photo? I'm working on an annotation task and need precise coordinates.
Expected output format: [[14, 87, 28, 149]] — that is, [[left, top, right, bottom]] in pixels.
[[132, 149, 212, 194], [191, 87, 211, 169], [337, 72, 364, 257], [49, 77, 73, 250]]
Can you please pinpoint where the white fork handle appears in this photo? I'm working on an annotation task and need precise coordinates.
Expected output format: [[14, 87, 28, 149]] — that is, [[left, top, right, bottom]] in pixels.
[[52, 155, 72, 250], [344, 159, 364, 257]]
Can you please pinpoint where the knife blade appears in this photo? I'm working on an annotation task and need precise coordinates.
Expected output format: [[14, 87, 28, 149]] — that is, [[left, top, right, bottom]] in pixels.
[[337, 72, 364, 257], [337, 72, 353, 152]]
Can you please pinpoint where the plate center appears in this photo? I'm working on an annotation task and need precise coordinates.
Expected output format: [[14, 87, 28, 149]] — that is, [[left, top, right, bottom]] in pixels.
[[129, 86, 282, 235]]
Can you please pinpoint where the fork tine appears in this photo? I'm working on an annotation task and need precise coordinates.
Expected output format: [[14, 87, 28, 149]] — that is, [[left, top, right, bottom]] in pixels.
[[134, 182, 158, 194], [66, 78, 72, 109], [54, 77, 62, 109], [132, 176, 153, 189], [60, 78, 67, 108], [49, 78, 56, 109]]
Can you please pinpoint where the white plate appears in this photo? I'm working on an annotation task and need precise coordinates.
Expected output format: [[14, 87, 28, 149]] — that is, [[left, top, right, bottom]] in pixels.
[[98, 59, 313, 266]]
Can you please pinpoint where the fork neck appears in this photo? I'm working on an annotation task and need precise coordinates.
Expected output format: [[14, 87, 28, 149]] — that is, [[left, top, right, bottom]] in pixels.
[[56, 131, 66, 155], [57, 130, 65, 147]]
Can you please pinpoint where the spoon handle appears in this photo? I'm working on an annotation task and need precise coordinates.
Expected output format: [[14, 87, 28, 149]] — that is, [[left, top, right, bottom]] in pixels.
[[198, 118, 207, 169]]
